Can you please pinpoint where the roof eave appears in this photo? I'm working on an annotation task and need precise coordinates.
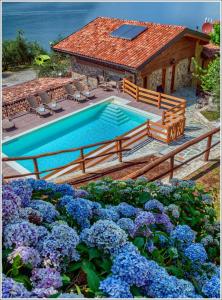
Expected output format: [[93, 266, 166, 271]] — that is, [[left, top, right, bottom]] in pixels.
[[53, 47, 138, 74]]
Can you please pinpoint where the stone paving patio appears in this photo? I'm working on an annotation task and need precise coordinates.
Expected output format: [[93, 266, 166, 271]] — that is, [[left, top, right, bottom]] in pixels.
[[3, 85, 220, 179]]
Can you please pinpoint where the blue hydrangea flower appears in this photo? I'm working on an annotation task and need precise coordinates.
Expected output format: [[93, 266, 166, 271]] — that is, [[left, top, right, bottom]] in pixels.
[[58, 293, 84, 298], [8, 246, 41, 267], [117, 218, 135, 236], [135, 211, 155, 227], [100, 276, 132, 298], [65, 198, 94, 228], [184, 243, 208, 264], [2, 185, 21, 224], [144, 199, 164, 213], [9, 179, 33, 207], [31, 287, 58, 298], [158, 185, 174, 196], [116, 202, 138, 217], [95, 207, 120, 222], [201, 194, 213, 205], [41, 224, 80, 269], [81, 220, 128, 253], [202, 275, 220, 298], [29, 200, 59, 223], [27, 179, 74, 196], [154, 213, 174, 232], [145, 240, 156, 253], [3, 221, 39, 248], [145, 274, 198, 298], [170, 225, 196, 249], [2, 274, 31, 298], [164, 204, 180, 219], [170, 178, 195, 189], [57, 195, 73, 208], [31, 267, 62, 289], [135, 176, 148, 184]]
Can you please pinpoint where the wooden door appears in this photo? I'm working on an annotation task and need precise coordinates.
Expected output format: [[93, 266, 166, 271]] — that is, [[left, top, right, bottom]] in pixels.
[[170, 64, 176, 93], [143, 76, 148, 89]]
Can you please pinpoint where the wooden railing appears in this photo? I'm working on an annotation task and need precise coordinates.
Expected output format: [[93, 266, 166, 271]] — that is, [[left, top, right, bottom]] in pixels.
[[122, 78, 186, 126], [2, 136, 131, 180], [121, 127, 220, 181]]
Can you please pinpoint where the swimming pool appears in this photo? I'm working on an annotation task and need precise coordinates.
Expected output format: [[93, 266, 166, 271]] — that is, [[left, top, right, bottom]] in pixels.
[[3, 97, 160, 176]]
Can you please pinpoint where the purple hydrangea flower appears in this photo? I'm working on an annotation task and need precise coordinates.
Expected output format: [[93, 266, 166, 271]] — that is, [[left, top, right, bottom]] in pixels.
[[19, 207, 43, 224], [2, 274, 31, 298], [2, 185, 21, 224], [100, 276, 132, 298], [111, 242, 139, 257], [81, 220, 128, 253], [8, 246, 41, 267], [117, 218, 135, 236], [116, 202, 138, 217], [3, 221, 39, 248], [41, 224, 80, 269], [145, 240, 156, 253], [9, 179, 33, 207], [135, 211, 155, 227], [31, 267, 62, 289], [58, 293, 84, 298], [170, 225, 196, 249], [154, 213, 174, 232], [144, 199, 164, 213], [184, 243, 208, 264], [164, 204, 180, 219], [29, 200, 59, 223], [74, 189, 89, 198]]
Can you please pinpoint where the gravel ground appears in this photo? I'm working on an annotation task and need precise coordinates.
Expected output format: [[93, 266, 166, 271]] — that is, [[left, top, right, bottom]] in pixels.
[[2, 68, 37, 87]]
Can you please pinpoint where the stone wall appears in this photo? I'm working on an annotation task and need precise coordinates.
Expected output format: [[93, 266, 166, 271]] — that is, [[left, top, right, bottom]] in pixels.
[[2, 80, 75, 118], [174, 58, 192, 90], [148, 69, 162, 91], [71, 56, 126, 88]]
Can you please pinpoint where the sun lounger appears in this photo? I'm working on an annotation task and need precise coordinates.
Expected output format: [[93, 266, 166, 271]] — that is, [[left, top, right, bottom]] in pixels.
[[38, 91, 63, 112], [3, 118, 16, 131], [65, 84, 87, 103], [27, 96, 51, 117], [74, 81, 95, 99]]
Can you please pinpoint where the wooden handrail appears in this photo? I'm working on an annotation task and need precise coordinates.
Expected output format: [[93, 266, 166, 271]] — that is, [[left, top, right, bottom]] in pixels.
[[3, 136, 130, 161], [121, 127, 220, 180]]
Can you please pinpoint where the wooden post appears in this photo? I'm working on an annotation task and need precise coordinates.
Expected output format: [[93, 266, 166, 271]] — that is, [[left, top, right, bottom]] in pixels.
[[162, 111, 165, 125], [169, 155, 174, 179], [204, 134, 212, 161], [33, 158, 40, 179], [80, 148, 86, 173], [122, 78, 125, 93], [147, 120, 150, 137], [117, 140, 123, 162], [158, 93, 161, 108], [136, 85, 139, 101]]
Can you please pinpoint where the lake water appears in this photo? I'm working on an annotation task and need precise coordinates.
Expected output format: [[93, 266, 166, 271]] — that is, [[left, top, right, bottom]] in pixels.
[[3, 2, 220, 50]]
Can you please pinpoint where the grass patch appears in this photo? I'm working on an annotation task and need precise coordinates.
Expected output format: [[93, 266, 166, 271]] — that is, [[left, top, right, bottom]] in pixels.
[[201, 110, 220, 121]]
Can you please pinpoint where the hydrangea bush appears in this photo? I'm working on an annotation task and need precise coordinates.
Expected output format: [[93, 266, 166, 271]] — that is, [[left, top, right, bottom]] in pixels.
[[2, 178, 220, 298]]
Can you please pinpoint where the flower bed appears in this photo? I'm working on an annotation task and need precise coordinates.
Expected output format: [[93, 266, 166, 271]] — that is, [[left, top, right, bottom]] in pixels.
[[2, 177, 220, 298]]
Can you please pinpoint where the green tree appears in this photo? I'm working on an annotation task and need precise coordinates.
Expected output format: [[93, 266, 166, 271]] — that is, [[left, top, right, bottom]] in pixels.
[[210, 24, 220, 46]]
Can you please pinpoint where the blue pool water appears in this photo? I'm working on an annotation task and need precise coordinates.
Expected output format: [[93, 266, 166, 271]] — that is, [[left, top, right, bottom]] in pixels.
[[3, 101, 158, 175]]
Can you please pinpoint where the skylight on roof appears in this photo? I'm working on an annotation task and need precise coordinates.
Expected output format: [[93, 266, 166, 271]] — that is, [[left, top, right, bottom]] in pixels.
[[110, 24, 147, 40]]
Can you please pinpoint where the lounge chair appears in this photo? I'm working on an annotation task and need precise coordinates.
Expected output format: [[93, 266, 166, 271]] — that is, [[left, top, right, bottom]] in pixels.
[[74, 81, 95, 99], [38, 91, 63, 112], [27, 96, 51, 117], [3, 118, 16, 131], [65, 84, 87, 103]]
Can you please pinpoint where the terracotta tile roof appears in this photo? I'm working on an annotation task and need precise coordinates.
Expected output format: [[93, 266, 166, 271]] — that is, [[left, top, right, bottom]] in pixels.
[[202, 43, 220, 58], [3, 77, 73, 103], [53, 17, 188, 69]]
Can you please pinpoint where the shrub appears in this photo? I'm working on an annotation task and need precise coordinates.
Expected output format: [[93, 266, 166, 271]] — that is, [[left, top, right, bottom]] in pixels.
[[2, 178, 220, 298]]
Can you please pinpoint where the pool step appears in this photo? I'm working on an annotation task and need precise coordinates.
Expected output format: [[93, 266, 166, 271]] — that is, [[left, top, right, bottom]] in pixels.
[[100, 105, 130, 126]]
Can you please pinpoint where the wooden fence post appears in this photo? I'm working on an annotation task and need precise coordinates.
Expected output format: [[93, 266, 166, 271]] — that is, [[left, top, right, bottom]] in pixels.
[[147, 120, 150, 137], [80, 148, 86, 173], [162, 111, 165, 125], [158, 93, 161, 108], [204, 134, 212, 161], [33, 158, 40, 179], [136, 86, 139, 101], [122, 78, 125, 93], [116, 140, 123, 162], [169, 155, 174, 179]]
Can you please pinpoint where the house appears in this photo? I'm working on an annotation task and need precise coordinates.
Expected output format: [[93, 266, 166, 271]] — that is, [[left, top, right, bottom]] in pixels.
[[53, 17, 210, 94]]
